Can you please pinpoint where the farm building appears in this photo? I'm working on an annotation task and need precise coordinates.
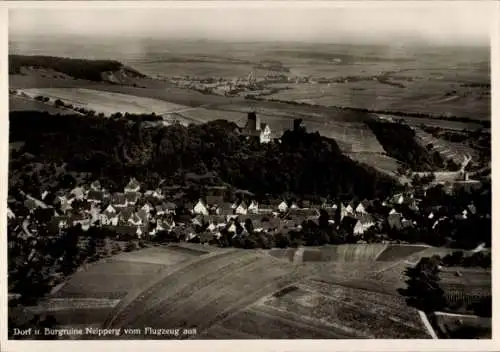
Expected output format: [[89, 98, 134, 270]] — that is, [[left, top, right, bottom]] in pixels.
[[193, 199, 209, 216], [124, 177, 141, 193]]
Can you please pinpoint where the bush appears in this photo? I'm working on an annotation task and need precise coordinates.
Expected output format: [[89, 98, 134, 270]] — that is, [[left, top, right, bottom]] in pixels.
[[124, 242, 137, 252]]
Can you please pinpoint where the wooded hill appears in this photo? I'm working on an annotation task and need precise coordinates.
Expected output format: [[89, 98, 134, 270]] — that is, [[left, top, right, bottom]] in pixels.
[[9, 111, 398, 201]]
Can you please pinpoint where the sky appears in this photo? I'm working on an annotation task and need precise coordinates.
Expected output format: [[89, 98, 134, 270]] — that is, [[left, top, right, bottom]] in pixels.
[[8, 1, 495, 46]]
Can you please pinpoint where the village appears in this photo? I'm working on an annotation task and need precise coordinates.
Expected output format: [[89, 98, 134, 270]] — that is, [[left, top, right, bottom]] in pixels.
[[8, 173, 485, 250]]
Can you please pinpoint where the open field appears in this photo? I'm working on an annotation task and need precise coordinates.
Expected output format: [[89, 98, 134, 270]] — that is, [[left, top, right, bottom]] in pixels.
[[18, 88, 189, 116], [267, 80, 489, 120], [21, 243, 480, 338], [51, 261, 168, 299], [256, 280, 430, 338], [51, 245, 211, 300], [107, 250, 301, 331]]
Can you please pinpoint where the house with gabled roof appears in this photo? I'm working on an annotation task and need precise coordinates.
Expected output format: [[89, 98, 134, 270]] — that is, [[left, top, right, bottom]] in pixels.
[[193, 199, 209, 216], [124, 177, 141, 193], [235, 201, 248, 215], [387, 213, 403, 231], [7, 207, 15, 220], [355, 199, 371, 214], [227, 222, 238, 234], [100, 205, 119, 226], [338, 203, 350, 222], [345, 202, 355, 214], [248, 200, 259, 214], [278, 200, 288, 213], [353, 215, 375, 235]]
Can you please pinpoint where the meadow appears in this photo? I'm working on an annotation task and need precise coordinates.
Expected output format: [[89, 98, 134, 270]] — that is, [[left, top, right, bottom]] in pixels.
[[267, 80, 489, 121]]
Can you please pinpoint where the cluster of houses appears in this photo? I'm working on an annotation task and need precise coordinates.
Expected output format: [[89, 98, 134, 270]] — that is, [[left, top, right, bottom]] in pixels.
[[9, 176, 482, 245]]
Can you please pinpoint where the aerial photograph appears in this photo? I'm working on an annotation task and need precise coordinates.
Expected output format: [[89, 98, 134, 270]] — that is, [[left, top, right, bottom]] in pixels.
[[6, 2, 492, 341]]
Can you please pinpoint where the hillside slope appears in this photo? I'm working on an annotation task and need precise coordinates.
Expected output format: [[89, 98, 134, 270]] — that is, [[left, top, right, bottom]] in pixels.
[[366, 119, 446, 172], [9, 55, 147, 84]]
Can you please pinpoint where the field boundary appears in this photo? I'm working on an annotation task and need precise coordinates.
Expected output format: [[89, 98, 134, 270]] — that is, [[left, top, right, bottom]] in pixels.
[[418, 310, 439, 339]]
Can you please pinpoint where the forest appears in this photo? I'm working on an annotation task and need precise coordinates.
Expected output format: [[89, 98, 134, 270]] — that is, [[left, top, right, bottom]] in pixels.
[[9, 110, 398, 201]]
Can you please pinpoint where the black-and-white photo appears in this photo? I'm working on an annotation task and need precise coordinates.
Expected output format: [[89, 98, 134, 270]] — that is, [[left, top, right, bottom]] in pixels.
[[6, 1, 493, 341]]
